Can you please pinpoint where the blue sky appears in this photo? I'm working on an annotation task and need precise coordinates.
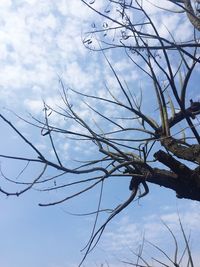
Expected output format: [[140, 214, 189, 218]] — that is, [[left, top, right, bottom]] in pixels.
[[0, 0, 200, 266]]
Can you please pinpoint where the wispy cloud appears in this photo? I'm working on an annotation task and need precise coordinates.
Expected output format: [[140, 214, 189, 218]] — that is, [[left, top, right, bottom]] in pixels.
[[0, 1, 103, 110], [102, 202, 200, 256]]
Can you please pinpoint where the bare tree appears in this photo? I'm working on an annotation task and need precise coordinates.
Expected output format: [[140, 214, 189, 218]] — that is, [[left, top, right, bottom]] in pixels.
[[0, 0, 200, 265]]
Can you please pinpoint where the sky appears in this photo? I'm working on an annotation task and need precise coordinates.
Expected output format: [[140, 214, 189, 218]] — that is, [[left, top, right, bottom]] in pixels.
[[0, 0, 200, 266]]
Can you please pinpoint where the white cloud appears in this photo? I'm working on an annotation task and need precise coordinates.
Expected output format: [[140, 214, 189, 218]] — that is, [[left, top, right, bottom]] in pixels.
[[0, 0, 104, 110], [0, 0, 195, 117], [55, 0, 103, 20], [62, 61, 97, 90], [161, 205, 200, 231], [102, 201, 200, 264], [103, 216, 141, 252], [0, 0, 12, 8], [143, 0, 183, 15], [24, 98, 43, 114]]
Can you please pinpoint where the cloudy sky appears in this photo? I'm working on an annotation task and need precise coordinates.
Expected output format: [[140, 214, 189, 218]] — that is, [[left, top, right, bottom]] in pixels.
[[0, 0, 200, 266]]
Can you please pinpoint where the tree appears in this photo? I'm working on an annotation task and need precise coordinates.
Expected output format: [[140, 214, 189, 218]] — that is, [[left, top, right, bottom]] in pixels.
[[0, 0, 200, 265]]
